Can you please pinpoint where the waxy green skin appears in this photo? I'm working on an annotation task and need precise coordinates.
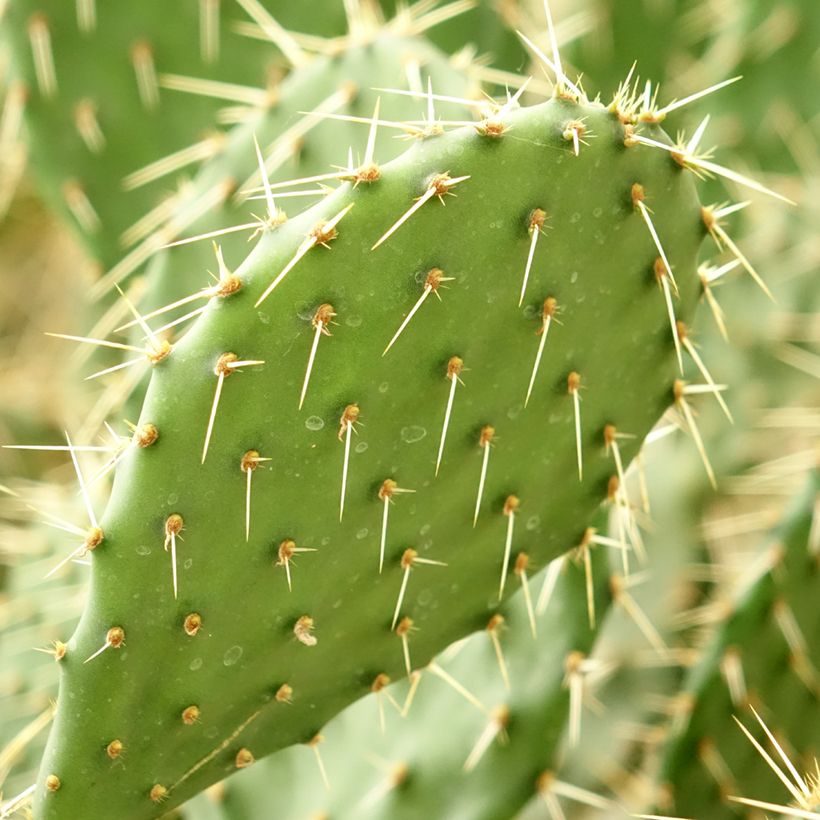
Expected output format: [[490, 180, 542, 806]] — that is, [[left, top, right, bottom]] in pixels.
[[1, 24, 472, 802], [659, 469, 820, 819], [182, 517, 611, 820], [36, 96, 705, 818], [717, 0, 820, 174], [0, 537, 84, 796], [379, 0, 527, 73], [132, 31, 475, 313], [2, 0, 287, 267]]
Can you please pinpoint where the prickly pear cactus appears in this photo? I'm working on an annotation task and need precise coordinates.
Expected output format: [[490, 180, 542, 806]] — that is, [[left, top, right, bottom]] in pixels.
[[722, 0, 820, 173], [562, 0, 716, 93], [182, 517, 612, 820], [0, 484, 86, 796], [33, 82, 708, 819], [387, 0, 528, 72], [1, 0, 276, 267], [656, 467, 820, 819], [2, 0, 464, 253], [117, 28, 476, 312]]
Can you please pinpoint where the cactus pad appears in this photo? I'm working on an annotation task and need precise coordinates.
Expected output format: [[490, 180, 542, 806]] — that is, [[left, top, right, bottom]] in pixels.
[[657, 467, 820, 818], [34, 90, 706, 819], [181, 518, 612, 820]]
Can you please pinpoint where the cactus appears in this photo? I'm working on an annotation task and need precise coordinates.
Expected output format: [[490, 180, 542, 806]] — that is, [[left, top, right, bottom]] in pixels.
[[0, 3, 811, 820], [718, 0, 820, 174], [0, 0, 354, 268], [549, 256, 820, 813], [390, 0, 528, 73], [29, 66, 716, 817], [0, 484, 86, 797], [652, 467, 819, 819], [113, 24, 477, 315], [180, 511, 613, 820]]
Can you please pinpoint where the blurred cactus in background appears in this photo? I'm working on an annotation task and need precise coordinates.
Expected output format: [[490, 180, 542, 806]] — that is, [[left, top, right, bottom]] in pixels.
[[0, 1, 817, 819]]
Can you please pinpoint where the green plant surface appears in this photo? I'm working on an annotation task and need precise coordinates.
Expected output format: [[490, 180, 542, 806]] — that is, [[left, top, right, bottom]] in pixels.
[[656, 466, 820, 819], [0, 4, 814, 820], [1, 0, 280, 268], [531, 282, 819, 816], [560, 0, 730, 98], [119, 27, 476, 318], [0, 484, 87, 798], [714, 0, 820, 174], [179, 512, 612, 820], [380, 0, 528, 72], [31, 86, 708, 819]]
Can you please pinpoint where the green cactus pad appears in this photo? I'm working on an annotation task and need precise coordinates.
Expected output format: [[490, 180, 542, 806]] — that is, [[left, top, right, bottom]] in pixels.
[[0, 487, 86, 798], [2, 0, 471, 249], [181, 514, 612, 820], [1, 0, 288, 267], [34, 91, 706, 819], [657, 467, 820, 819], [108, 30, 475, 311]]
